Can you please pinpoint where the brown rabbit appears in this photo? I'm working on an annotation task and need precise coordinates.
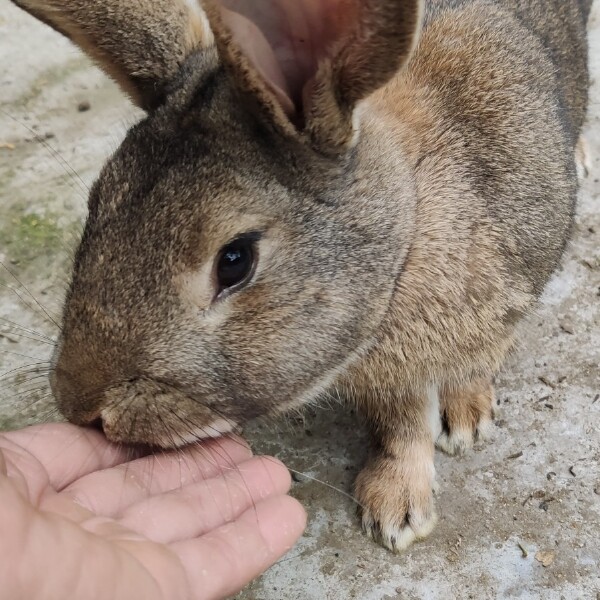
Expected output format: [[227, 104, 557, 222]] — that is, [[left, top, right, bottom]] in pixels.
[[11, 0, 591, 552]]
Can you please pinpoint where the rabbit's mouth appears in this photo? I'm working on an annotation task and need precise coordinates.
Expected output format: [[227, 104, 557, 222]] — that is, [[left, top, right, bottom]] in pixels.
[[97, 378, 239, 449]]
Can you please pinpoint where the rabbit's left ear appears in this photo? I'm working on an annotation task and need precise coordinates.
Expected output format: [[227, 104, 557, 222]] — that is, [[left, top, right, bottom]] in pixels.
[[10, 0, 215, 111], [207, 0, 424, 153]]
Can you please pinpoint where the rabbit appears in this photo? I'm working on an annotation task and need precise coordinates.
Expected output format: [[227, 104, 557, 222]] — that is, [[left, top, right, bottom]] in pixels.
[[10, 0, 591, 552]]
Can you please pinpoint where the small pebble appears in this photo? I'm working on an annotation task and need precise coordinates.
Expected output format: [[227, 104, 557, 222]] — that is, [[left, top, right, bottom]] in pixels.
[[77, 100, 91, 112], [539, 376, 556, 389], [535, 550, 556, 567], [558, 317, 574, 334]]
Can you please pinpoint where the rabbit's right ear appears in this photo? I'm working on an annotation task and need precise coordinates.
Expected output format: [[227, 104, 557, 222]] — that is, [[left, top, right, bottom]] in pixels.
[[10, 0, 215, 111], [303, 0, 424, 153]]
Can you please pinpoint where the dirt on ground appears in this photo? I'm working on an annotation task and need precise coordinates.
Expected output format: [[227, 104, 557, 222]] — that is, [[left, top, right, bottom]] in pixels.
[[0, 1, 598, 598]]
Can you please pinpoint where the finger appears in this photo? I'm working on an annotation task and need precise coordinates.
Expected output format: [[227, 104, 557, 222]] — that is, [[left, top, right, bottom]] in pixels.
[[61, 436, 253, 517], [171, 495, 306, 600], [117, 456, 291, 543], [1, 424, 131, 491]]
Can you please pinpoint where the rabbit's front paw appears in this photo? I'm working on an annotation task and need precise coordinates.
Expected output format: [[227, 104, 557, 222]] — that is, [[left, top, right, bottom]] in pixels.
[[436, 378, 495, 456], [355, 449, 437, 553]]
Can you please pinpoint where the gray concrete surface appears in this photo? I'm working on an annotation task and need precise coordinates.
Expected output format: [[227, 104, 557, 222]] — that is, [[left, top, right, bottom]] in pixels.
[[0, 1, 598, 598]]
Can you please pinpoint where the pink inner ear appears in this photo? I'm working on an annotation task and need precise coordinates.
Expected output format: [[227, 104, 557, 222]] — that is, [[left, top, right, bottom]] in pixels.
[[219, 0, 353, 115]]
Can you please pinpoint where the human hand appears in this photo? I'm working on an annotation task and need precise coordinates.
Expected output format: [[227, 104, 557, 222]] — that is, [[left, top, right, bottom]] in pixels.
[[0, 424, 306, 600]]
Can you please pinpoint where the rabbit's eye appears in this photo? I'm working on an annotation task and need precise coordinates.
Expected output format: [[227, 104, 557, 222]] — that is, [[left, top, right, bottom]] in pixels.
[[215, 235, 258, 299]]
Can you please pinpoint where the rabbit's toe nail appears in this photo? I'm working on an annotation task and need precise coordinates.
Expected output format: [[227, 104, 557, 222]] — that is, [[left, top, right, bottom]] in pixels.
[[436, 414, 494, 455], [438, 379, 495, 456], [361, 504, 437, 553], [436, 427, 474, 455]]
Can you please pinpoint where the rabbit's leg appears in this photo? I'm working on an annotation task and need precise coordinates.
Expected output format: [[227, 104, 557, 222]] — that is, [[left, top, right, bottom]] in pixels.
[[436, 378, 495, 456], [576, 135, 591, 180], [354, 389, 438, 553]]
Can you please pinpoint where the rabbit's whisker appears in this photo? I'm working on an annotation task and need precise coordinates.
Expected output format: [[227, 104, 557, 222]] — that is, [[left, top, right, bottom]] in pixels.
[[285, 466, 364, 510], [0, 317, 56, 343], [0, 108, 90, 198], [0, 268, 61, 331]]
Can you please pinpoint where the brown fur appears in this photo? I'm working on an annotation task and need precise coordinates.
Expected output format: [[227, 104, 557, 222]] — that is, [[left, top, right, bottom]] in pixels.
[[12, 0, 214, 110], [13, 0, 590, 551]]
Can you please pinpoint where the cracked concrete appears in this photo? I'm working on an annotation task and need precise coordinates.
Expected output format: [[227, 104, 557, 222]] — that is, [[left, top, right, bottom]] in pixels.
[[0, 1, 598, 598]]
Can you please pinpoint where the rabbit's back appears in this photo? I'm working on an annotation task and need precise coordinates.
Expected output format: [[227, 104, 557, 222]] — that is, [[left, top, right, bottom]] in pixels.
[[353, 0, 591, 387], [379, 0, 591, 299], [424, 0, 591, 143]]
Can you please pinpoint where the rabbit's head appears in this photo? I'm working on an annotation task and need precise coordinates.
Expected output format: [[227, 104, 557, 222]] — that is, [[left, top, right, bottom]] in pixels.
[[15, 0, 423, 446]]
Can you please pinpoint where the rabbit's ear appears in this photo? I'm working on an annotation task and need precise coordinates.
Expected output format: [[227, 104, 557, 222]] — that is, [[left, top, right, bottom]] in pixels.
[[11, 0, 215, 111], [209, 0, 424, 153]]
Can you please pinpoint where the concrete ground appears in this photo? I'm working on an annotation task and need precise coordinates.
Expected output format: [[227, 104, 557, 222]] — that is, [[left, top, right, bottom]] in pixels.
[[0, 1, 598, 598]]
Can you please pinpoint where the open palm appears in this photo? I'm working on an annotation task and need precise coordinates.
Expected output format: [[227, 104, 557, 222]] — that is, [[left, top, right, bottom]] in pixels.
[[0, 424, 305, 600]]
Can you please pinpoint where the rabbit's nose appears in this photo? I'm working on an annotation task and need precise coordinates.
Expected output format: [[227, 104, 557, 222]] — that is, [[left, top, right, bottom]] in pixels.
[[50, 363, 106, 426]]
